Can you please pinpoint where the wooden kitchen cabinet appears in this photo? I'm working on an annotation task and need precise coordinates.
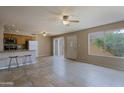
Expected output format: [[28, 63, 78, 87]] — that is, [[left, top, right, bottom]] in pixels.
[[4, 33, 36, 45], [17, 36, 25, 44]]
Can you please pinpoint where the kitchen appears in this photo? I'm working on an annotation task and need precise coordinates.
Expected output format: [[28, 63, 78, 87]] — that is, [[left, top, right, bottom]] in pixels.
[[0, 6, 124, 87], [0, 25, 38, 70]]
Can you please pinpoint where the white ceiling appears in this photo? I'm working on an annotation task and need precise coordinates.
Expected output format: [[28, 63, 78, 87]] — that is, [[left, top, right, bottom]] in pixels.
[[0, 6, 124, 36]]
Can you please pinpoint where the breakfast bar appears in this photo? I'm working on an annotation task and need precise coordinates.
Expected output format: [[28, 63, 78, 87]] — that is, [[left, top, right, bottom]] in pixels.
[[0, 50, 36, 70]]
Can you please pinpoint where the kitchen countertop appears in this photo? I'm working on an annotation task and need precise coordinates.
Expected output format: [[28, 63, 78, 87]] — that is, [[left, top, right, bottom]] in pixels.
[[0, 49, 37, 70], [0, 50, 35, 53], [0, 50, 36, 59]]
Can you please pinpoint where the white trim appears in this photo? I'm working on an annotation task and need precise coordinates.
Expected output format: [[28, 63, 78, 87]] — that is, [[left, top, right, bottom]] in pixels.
[[88, 54, 124, 59]]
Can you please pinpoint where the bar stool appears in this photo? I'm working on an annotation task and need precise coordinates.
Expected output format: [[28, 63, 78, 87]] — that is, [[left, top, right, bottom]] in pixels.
[[8, 56, 19, 70], [23, 55, 32, 65]]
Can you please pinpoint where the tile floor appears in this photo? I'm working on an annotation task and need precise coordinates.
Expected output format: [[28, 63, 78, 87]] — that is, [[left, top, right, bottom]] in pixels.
[[0, 56, 124, 87]]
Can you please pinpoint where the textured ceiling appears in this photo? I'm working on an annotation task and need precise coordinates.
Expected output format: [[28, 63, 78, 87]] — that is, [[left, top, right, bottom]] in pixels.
[[0, 6, 124, 36]]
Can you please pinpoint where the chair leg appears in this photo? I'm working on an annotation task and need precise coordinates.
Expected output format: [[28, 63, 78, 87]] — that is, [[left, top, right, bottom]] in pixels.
[[23, 56, 27, 66], [22, 57, 25, 66], [8, 58, 12, 70], [15, 57, 19, 68], [30, 56, 32, 63], [25, 56, 27, 65]]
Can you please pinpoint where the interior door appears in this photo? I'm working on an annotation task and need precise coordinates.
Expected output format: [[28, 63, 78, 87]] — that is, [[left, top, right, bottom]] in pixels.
[[59, 38, 64, 56], [53, 37, 64, 56], [66, 35, 77, 59], [53, 39, 59, 56]]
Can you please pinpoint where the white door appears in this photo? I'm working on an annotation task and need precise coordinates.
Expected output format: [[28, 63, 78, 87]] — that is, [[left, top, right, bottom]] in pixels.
[[53, 39, 59, 56], [59, 38, 64, 56], [53, 37, 64, 56], [66, 35, 77, 59]]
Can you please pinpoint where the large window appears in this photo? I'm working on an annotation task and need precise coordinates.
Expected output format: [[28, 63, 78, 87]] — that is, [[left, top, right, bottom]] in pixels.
[[88, 29, 124, 58]]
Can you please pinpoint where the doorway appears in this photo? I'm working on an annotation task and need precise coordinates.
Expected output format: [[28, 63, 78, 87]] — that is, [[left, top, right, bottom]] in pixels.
[[53, 37, 64, 56], [66, 35, 77, 59]]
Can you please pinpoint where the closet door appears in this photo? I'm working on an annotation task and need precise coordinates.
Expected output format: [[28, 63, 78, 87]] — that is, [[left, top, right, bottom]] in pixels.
[[66, 35, 77, 59]]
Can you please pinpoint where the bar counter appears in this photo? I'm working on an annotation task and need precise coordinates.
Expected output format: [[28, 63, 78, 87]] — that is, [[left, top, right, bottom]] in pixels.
[[0, 50, 36, 70]]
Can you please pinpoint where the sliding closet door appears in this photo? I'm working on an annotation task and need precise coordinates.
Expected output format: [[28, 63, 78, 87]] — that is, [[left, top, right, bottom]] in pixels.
[[66, 35, 77, 59]]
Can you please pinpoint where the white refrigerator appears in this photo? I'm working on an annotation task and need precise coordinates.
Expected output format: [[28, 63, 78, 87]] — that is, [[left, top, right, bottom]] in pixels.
[[29, 41, 38, 57]]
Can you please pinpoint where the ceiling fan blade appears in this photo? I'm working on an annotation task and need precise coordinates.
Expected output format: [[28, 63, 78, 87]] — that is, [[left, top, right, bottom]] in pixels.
[[69, 20, 80, 23]]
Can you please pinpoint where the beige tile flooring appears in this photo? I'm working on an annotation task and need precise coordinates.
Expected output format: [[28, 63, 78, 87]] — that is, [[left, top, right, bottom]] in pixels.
[[0, 56, 124, 87]]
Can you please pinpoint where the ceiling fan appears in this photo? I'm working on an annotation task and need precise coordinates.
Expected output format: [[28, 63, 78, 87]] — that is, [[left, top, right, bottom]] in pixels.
[[62, 15, 79, 25]]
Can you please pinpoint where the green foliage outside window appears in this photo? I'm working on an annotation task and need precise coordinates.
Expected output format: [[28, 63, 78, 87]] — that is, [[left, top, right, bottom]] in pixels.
[[94, 32, 124, 57]]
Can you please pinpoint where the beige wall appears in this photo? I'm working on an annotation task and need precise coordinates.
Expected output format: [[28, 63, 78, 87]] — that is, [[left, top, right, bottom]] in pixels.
[[53, 21, 124, 71], [0, 25, 3, 51], [76, 21, 124, 71], [36, 35, 52, 57]]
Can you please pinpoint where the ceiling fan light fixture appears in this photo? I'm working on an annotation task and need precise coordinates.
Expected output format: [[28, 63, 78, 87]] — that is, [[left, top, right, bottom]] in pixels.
[[41, 32, 47, 37], [63, 20, 70, 25], [43, 33, 47, 37]]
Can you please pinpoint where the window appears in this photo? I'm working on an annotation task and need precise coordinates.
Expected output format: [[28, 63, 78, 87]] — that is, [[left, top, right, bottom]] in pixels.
[[88, 29, 124, 58]]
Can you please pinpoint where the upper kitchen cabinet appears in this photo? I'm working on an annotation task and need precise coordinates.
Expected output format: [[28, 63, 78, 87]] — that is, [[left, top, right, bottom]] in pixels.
[[4, 33, 36, 45], [17, 36, 25, 45]]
